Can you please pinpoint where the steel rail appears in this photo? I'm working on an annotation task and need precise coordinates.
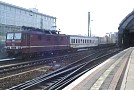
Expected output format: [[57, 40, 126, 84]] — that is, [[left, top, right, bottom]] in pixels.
[[47, 49, 120, 90], [7, 48, 121, 90]]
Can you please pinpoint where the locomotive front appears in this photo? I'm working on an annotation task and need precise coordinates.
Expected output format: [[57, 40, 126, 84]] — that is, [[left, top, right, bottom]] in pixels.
[[5, 32, 22, 57]]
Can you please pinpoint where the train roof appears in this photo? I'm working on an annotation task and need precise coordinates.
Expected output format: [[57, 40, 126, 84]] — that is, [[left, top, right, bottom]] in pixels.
[[69, 35, 98, 38], [6, 30, 67, 36], [21, 26, 60, 34], [6, 26, 64, 35]]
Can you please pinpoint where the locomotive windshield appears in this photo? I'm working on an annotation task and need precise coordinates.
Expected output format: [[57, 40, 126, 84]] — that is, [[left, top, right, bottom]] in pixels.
[[14, 33, 21, 39], [7, 33, 21, 39], [7, 33, 13, 39]]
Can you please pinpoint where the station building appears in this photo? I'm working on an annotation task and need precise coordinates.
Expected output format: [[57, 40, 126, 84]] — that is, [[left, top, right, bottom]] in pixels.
[[118, 10, 134, 48], [0, 1, 56, 52]]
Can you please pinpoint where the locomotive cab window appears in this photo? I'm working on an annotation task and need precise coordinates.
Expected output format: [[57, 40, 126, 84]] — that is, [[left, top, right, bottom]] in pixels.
[[7, 33, 13, 39], [14, 33, 21, 39], [7, 33, 21, 39]]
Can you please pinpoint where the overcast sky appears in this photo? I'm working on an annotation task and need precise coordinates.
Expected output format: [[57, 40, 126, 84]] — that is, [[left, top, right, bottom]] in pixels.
[[0, 0, 134, 36]]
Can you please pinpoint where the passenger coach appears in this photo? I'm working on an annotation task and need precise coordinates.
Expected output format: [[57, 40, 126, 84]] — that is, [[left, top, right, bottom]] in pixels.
[[69, 35, 98, 49]]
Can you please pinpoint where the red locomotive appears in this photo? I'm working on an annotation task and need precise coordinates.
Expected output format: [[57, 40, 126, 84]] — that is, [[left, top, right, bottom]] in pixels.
[[5, 26, 70, 57]]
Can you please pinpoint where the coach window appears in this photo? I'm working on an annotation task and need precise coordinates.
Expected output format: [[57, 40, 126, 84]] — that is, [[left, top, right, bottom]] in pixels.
[[71, 39, 73, 43], [89, 40, 91, 43], [76, 39, 77, 43], [81, 39, 82, 43], [71, 39, 74, 43], [73, 39, 75, 43], [78, 39, 80, 43], [87, 40, 89, 43]]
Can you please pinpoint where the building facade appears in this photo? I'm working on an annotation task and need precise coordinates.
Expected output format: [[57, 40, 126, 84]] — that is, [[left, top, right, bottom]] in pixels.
[[0, 1, 56, 30], [0, 1, 56, 54]]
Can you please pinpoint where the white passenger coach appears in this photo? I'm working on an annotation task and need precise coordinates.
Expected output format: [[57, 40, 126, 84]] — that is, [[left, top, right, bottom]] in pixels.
[[69, 35, 98, 48]]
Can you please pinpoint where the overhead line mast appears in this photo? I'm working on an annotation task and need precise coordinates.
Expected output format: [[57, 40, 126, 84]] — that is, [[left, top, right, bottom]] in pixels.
[[88, 12, 91, 37]]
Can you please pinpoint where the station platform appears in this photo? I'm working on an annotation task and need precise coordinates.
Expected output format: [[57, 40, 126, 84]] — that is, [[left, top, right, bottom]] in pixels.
[[63, 47, 134, 90]]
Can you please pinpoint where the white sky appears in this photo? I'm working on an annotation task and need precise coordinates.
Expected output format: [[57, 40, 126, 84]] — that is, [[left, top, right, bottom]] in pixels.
[[0, 0, 134, 36]]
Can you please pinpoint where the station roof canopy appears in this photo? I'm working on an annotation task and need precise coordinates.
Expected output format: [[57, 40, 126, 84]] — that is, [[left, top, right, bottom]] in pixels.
[[118, 10, 134, 33]]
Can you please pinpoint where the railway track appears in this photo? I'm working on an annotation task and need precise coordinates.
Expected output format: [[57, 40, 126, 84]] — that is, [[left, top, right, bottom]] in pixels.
[[0, 58, 17, 65], [6, 47, 122, 90], [0, 50, 91, 75], [1, 47, 107, 75], [0, 48, 101, 89]]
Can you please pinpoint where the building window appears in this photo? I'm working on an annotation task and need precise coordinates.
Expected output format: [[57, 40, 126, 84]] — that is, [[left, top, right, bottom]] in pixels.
[[0, 4, 5, 10], [6, 6, 10, 11]]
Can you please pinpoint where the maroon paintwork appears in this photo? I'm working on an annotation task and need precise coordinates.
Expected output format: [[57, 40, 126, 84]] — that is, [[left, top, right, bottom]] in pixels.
[[6, 30, 70, 56]]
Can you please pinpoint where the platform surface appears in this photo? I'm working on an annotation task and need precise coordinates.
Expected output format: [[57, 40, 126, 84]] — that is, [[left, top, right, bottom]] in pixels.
[[63, 47, 134, 90]]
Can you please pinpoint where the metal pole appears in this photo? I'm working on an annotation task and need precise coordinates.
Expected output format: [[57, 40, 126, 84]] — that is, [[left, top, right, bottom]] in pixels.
[[88, 12, 90, 37]]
